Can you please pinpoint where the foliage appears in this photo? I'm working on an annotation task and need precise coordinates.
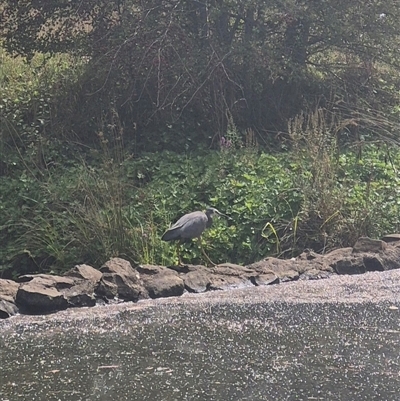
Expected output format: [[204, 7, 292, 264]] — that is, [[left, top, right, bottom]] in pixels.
[[288, 108, 400, 253], [135, 148, 301, 264], [0, 48, 87, 176], [3, 131, 400, 276], [2, 0, 400, 151], [2, 2, 400, 275]]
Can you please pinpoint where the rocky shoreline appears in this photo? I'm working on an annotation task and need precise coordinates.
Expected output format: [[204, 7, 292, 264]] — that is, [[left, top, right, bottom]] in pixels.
[[1, 235, 400, 319]]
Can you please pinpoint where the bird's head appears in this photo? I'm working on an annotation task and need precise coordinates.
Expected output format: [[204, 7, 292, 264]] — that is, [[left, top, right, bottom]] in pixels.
[[205, 207, 230, 220]]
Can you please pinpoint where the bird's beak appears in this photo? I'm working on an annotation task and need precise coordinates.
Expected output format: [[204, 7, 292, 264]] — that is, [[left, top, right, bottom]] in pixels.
[[215, 209, 232, 220]]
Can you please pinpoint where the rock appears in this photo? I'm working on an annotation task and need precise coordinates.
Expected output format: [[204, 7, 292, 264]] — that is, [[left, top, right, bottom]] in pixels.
[[299, 269, 333, 281], [96, 273, 146, 301], [16, 274, 76, 289], [377, 246, 400, 270], [137, 265, 162, 276], [208, 263, 259, 290], [323, 247, 353, 262], [183, 269, 211, 293], [0, 278, 20, 303], [208, 275, 252, 291], [15, 272, 101, 312], [0, 300, 19, 318], [246, 258, 299, 282], [64, 264, 102, 283], [137, 265, 185, 299], [183, 263, 256, 293], [166, 265, 193, 274], [96, 258, 147, 301], [100, 258, 138, 276], [65, 293, 96, 307], [62, 280, 97, 307], [0, 279, 20, 317], [251, 272, 279, 286], [62, 265, 102, 307], [16, 278, 69, 314], [331, 244, 400, 275], [382, 233, 400, 243], [331, 256, 366, 275], [214, 263, 254, 275], [96, 274, 119, 299], [362, 256, 385, 272], [353, 237, 387, 253]]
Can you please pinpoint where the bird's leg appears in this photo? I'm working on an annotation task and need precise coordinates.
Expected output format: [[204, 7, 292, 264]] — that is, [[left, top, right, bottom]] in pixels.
[[198, 236, 216, 267], [176, 242, 183, 265]]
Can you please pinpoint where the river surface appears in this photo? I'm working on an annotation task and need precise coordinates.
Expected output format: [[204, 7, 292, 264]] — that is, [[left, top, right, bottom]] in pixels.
[[2, 272, 400, 401]]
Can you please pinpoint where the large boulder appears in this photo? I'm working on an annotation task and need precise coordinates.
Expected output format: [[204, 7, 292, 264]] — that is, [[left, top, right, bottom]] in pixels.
[[246, 258, 299, 283], [16, 272, 100, 313], [326, 238, 400, 275], [137, 265, 185, 298], [96, 258, 148, 301], [63, 264, 102, 307], [61, 279, 98, 307], [182, 263, 261, 293], [16, 276, 70, 314]]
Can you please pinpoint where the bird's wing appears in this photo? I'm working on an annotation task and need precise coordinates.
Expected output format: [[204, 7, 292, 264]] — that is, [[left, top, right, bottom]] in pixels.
[[162, 211, 207, 241], [169, 211, 203, 230], [177, 213, 207, 239]]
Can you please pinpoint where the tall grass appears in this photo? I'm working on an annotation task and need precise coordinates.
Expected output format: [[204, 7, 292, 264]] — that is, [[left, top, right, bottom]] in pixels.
[[288, 108, 400, 253], [14, 110, 174, 272]]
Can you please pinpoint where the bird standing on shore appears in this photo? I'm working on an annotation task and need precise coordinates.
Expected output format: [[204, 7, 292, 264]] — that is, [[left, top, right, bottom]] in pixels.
[[161, 207, 229, 266]]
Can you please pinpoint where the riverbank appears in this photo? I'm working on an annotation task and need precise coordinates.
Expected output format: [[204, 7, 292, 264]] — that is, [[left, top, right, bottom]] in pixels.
[[1, 235, 400, 320], [2, 267, 400, 330]]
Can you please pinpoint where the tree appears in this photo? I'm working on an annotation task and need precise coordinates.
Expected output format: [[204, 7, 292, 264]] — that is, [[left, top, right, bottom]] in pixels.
[[1, 0, 400, 150]]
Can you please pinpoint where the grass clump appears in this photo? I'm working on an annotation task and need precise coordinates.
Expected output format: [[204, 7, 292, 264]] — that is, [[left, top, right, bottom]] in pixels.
[[288, 108, 400, 253]]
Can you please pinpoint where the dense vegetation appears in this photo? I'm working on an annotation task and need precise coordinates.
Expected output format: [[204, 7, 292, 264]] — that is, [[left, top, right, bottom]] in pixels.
[[1, 0, 400, 277]]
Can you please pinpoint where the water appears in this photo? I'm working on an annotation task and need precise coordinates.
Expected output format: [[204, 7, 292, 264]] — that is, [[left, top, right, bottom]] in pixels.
[[1, 299, 400, 400]]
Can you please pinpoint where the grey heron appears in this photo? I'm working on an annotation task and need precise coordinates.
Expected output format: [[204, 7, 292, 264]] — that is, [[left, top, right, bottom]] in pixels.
[[161, 207, 229, 265]]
